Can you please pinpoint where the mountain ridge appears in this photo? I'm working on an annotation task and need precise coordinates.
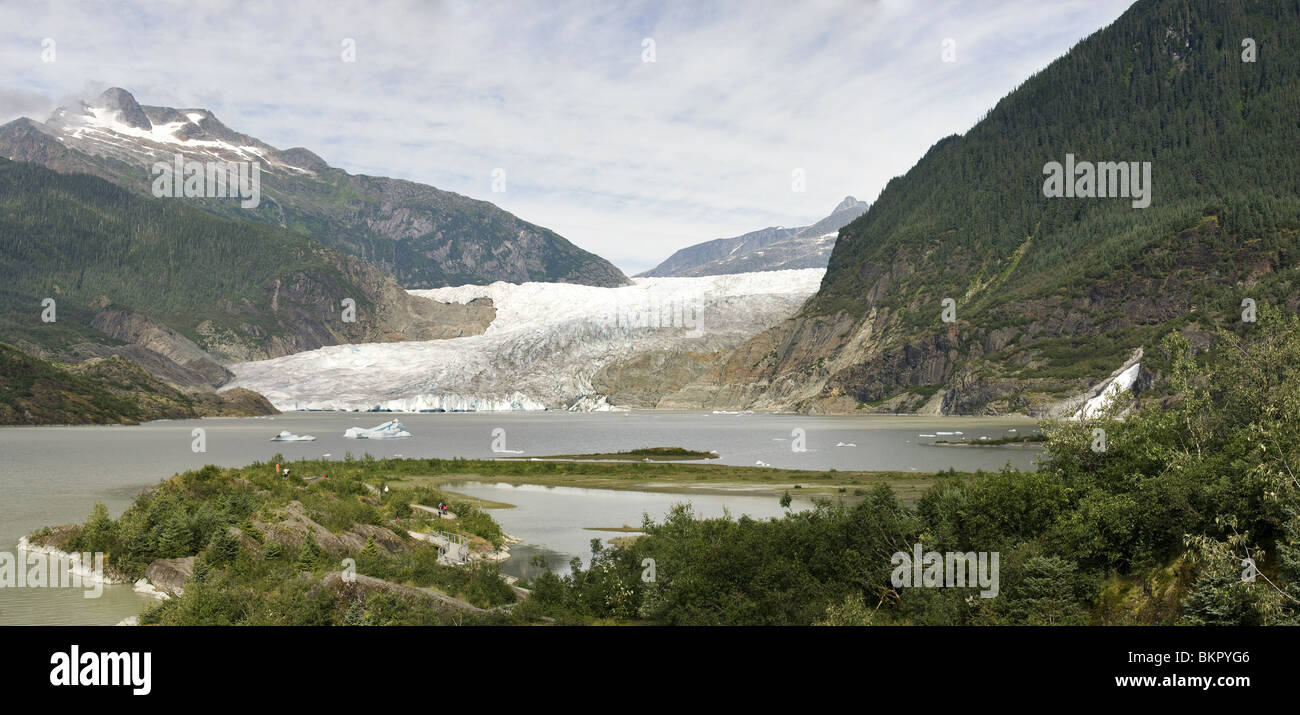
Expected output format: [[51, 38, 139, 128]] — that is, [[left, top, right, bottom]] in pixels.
[[0, 88, 630, 289], [638, 196, 868, 277], [0, 157, 497, 402]]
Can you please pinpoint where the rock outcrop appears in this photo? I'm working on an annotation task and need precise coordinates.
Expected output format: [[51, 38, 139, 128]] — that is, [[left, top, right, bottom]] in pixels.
[[253, 501, 409, 555], [144, 557, 194, 597]]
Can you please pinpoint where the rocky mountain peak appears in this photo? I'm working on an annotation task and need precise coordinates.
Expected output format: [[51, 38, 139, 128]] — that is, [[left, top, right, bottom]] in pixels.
[[94, 87, 152, 131], [832, 196, 863, 213]]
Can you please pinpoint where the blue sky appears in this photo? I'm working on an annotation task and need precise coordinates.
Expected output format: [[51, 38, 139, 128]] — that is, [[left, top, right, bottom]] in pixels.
[[1, 0, 1133, 275]]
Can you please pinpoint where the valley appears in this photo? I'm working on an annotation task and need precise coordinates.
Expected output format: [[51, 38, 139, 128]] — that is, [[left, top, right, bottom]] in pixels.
[[2, 0, 1299, 640]]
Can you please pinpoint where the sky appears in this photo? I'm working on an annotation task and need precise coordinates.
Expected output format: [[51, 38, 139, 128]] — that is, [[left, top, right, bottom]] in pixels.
[[0, 0, 1134, 275]]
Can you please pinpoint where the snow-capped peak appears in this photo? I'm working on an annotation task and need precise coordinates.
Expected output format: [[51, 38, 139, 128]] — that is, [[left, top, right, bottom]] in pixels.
[[40, 88, 318, 174]]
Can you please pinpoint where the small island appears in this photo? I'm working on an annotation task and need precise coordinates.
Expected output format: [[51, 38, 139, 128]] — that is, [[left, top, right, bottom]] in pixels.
[[932, 434, 1047, 447], [523, 446, 719, 461]]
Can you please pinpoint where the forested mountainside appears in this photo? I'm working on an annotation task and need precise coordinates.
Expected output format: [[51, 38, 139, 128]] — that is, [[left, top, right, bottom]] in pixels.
[[0, 88, 629, 288], [674, 0, 1300, 415], [0, 157, 495, 422], [0, 343, 276, 425]]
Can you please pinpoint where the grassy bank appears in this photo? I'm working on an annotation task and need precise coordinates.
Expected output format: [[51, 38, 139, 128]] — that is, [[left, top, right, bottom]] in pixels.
[[292, 453, 970, 503], [526, 447, 719, 461]]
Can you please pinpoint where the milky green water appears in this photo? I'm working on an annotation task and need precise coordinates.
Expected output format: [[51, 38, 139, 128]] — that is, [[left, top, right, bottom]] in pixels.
[[0, 412, 1039, 624]]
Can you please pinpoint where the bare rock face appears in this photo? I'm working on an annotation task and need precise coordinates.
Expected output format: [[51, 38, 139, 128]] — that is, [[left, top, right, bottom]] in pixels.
[[225, 526, 261, 552], [253, 501, 408, 556], [590, 350, 718, 408], [96, 88, 152, 131], [318, 571, 486, 614], [60, 342, 227, 391], [91, 308, 231, 387], [144, 557, 195, 597]]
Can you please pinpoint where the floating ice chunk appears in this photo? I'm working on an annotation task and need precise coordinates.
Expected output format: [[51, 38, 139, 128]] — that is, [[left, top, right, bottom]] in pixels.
[[343, 419, 413, 439], [270, 431, 315, 442]]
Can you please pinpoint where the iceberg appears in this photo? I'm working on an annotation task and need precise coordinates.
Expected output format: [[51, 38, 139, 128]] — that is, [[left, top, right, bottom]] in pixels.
[[270, 431, 315, 442], [343, 419, 413, 439]]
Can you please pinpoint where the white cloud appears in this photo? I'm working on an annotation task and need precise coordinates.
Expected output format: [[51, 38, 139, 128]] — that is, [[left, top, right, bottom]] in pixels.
[[0, 0, 1133, 274]]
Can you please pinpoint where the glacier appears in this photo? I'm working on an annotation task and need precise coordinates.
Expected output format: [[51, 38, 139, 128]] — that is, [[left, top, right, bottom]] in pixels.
[[223, 269, 824, 412]]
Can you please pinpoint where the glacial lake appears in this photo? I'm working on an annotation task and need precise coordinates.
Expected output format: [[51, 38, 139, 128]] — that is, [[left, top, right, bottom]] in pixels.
[[0, 411, 1040, 624], [444, 480, 825, 579]]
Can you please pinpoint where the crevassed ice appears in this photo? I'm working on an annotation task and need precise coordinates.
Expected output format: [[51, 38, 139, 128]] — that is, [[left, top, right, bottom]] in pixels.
[[223, 269, 824, 412]]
